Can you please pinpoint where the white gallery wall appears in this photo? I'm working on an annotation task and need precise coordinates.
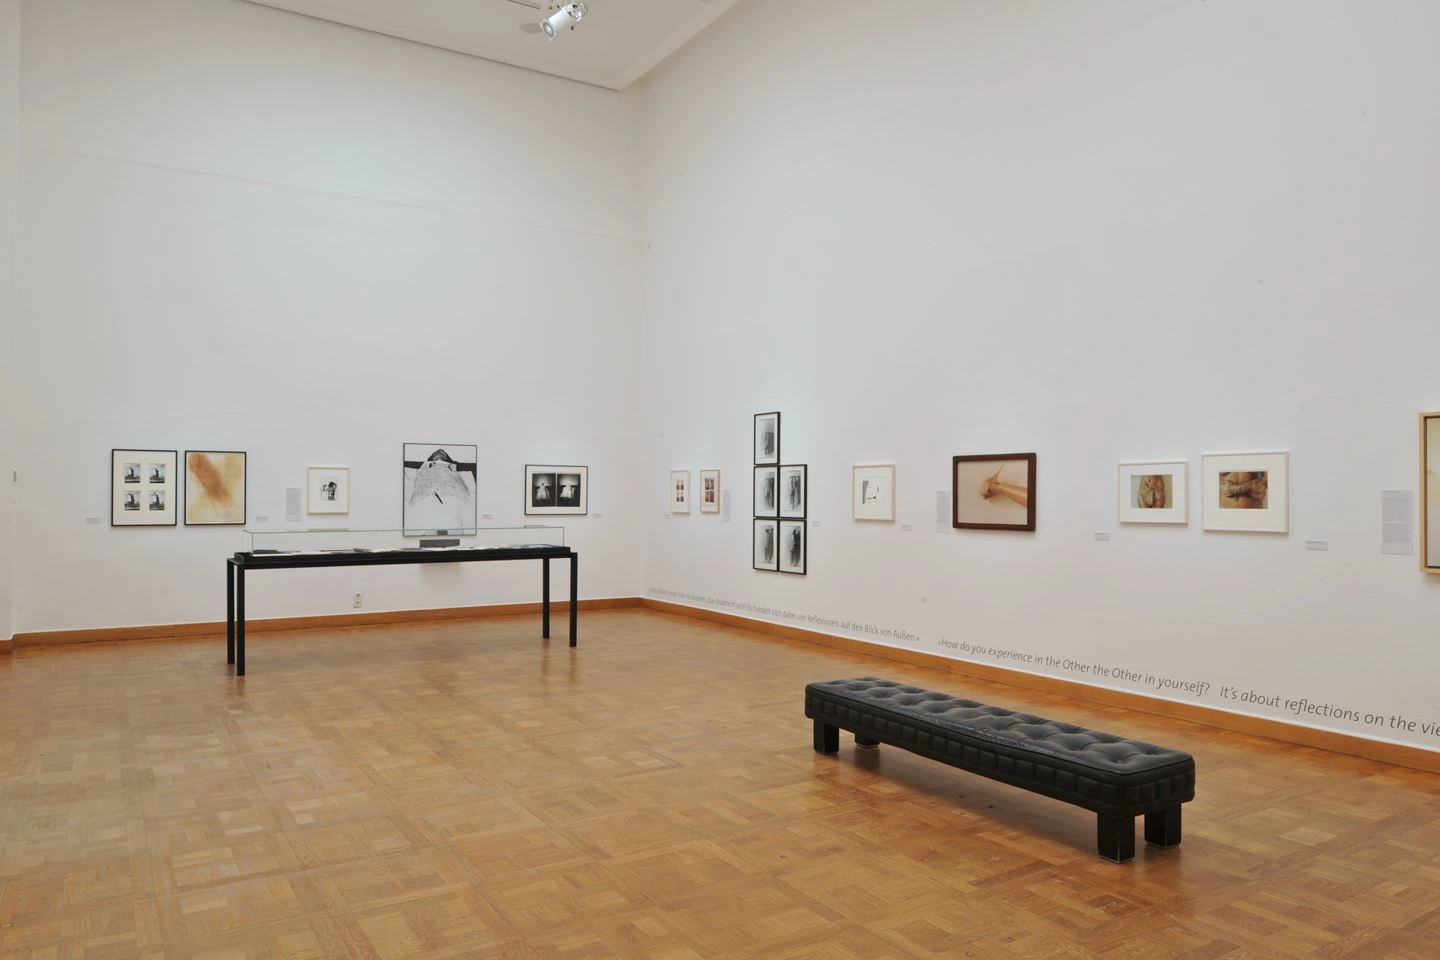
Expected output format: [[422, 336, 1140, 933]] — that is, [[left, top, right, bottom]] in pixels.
[[0, 0, 17, 642], [638, 0, 1440, 750], [13, 0, 643, 630]]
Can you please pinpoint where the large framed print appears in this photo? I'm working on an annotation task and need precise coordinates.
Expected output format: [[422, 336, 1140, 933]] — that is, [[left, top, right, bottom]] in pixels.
[[778, 519, 807, 574], [183, 450, 247, 525], [1201, 451, 1288, 533], [112, 449, 177, 526], [700, 469, 720, 514], [953, 453, 1036, 531], [525, 464, 588, 516], [852, 464, 895, 521], [671, 470, 691, 514], [1425, 414, 1440, 572], [1118, 461, 1187, 525], [308, 466, 350, 515], [754, 466, 779, 518], [754, 412, 780, 465], [753, 519, 779, 571], [779, 464, 807, 519], [402, 443, 478, 533]]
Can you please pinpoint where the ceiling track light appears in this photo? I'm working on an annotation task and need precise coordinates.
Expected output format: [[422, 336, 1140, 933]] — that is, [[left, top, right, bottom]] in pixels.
[[541, 1, 587, 39]]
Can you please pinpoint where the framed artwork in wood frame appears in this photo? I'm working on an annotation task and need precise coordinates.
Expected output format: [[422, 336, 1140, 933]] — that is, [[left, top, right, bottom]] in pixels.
[[183, 450, 247, 525], [1201, 451, 1288, 533], [524, 464, 588, 516], [671, 470, 691, 514], [754, 466, 779, 518], [308, 466, 350, 515], [753, 519, 779, 571], [1117, 461, 1187, 525], [952, 453, 1036, 531], [1424, 413, 1440, 573], [112, 449, 177, 526], [852, 463, 895, 521], [754, 412, 780, 465], [778, 464, 807, 519], [700, 469, 721, 514], [778, 519, 807, 574]]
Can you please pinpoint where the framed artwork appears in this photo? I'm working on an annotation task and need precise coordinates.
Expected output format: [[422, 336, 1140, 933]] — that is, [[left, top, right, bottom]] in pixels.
[[852, 464, 895, 521], [525, 464, 588, 516], [1117, 461, 1187, 525], [112, 449, 177, 526], [1201, 451, 1288, 533], [700, 469, 721, 514], [779, 464, 807, 519], [754, 411, 780, 465], [308, 466, 350, 515], [402, 443, 478, 534], [779, 519, 807, 574], [1424, 414, 1440, 573], [753, 519, 779, 571], [184, 450, 247, 525], [754, 466, 779, 518], [671, 470, 691, 514], [952, 453, 1036, 531]]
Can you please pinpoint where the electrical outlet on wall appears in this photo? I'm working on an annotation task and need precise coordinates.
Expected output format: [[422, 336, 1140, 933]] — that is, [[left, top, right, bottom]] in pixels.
[[353, 592, 363, 609]]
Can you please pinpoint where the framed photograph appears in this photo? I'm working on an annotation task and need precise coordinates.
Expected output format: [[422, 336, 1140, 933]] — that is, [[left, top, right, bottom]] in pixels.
[[112, 449, 177, 526], [1424, 414, 1440, 573], [1117, 461, 1187, 525], [754, 411, 780, 465], [184, 450, 247, 525], [308, 466, 350, 515], [753, 519, 779, 571], [952, 453, 1036, 531], [671, 470, 691, 514], [700, 469, 721, 514], [778, 519, 807, 574], [852, 464, 895, 521], [1201, 451, 1288, 533], [754, 466, 779, 518], [779, 464, 807, 519], [524, 464, 588, 516], [402, 443, 478, 534]]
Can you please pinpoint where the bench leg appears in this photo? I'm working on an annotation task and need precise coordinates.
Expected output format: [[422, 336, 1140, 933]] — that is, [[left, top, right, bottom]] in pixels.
[[1144, 806, 1182, 849], [812, 720, 839, 755], [855, 734, 879, 749], [1097, 814, 1135, 863]]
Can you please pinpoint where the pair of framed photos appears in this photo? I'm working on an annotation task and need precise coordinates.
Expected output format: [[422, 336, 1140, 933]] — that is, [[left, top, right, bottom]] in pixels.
[[754, 519, 807, 574], [672, 469, 721, 514], [1119, 452, 1289, 533], [111, 449, 247, 527], [525, 464, 588, 516]]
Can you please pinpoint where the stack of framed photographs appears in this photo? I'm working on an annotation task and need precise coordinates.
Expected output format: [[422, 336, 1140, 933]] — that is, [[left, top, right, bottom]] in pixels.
[[753, 412, 807, 574]]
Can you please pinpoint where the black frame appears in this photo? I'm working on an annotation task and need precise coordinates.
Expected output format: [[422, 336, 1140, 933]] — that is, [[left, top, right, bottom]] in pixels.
[[754, 411, 781, 465], [753, 466, 779, 518], [778, 519, 807, 575], [778, 464, 807, 519], [524, 464, 590, 516], [111, 448, 178, 527], [753, 518, 780, 571], [402, 442, 479, 534], [952, 452, 1037, 531], [183, 450, 248, 526]]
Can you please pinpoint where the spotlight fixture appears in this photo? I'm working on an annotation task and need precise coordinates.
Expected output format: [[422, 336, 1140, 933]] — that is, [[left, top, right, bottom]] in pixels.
[[541, 1, 587, 39]]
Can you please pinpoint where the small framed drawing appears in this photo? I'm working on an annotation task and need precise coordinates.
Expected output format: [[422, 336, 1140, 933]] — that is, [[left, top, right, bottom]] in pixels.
[[779, 464, 807, 519], [754, 411, 780, 465], [953, 453, 1036, 531], [525, 464, 588, 516], [852, 464, 895, 521], [671, 470, 691, 514], [700, 469, 721, 514], [112, 449, 177, 526], [1117, 461, 1187, 525], [779, 519, 807, 574], [308, 466, 350, 515], [184, 450, 247, 525], [1423, 413, 1440, 573], [1201, 451, 1288, 533], [754, 466, 779, 518], [753, 519, 779, 571]]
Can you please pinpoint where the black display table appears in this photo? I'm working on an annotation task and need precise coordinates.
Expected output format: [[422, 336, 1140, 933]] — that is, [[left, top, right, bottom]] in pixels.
[[225, 544, 578, 676]]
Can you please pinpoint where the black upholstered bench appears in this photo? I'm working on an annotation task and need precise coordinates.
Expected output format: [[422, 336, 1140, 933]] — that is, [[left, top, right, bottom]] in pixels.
[[805, 678, 1195, 862]]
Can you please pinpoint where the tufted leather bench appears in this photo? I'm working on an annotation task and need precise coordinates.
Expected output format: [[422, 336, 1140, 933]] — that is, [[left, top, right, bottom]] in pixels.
[[805, 678, 1195, 862]]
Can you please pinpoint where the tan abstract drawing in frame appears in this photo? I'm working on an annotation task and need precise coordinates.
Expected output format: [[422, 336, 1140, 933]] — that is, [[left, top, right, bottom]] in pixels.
[[1423, 413, 1440, 573], [184, 450, 246, 526]]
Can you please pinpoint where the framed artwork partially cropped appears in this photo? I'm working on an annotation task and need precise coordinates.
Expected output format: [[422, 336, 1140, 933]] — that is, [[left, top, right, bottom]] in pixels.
[[671, 470, 691, 514], [700, 469, 720, 514], [754, 412, 780, 465], [1422, 413, 1439, 572], [1117, 461, 1187, 525], [403, 443, 478, 533], [1201, 451, 1288, 533], [778, 519, 807, 574], [754, 466, 779, 518], [852, 464, 895, 521], [308, 466, 350, 515], [753, 519, 779, 571], [953, 453, 1036, 531], [184, 450, 247, 525], [525, 464, 588, 516], [112, 448, 177, 526], [778, 464, 807, 519]]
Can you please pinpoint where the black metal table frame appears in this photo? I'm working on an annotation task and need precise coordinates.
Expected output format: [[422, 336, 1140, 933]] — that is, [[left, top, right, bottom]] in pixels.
[[226, 546, 578, 676]]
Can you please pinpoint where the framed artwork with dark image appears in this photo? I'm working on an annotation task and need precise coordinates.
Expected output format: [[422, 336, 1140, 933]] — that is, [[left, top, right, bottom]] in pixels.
[[671, 470, 691, 514], [700, 469, 720, 514], [308, 466, 350, 515], [753, 519, 779, 571], [754, 411, 780, 465], [112, 449, 177, 526], [953, 453, 1036, 531], [184, 450, 247, 525], [402, 443, 478, 534], [778, 520, 807, 574], [852, 463, 895, 521], [1117, 461, 1187, 525], [1422, 413, 1440, 572], [779, 464, 807, 519], [754, 466, 779, 518], [1202, 451, 1288, 533], [525, 464, 588, 516]]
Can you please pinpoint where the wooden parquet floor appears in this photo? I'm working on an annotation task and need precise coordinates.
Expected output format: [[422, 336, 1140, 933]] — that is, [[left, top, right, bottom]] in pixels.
[[1, 609, 1438, 959]]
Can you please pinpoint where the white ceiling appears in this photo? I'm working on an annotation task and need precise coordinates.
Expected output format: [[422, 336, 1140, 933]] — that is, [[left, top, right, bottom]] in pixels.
[[241, 0, 739, 91]]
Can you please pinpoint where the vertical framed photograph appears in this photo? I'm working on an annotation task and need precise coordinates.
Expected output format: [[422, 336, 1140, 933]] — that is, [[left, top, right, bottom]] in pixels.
[[700, 468, 721, 514], [952, 453, 1036, 531], [852, 464, 895, 521], [753, 519, 779, 571], [778, 519, 807, 574], [1201, 451, 1288, 533], [754, 411, 780, 465], [524, 464, 588, 516], [779, 464, 807, 518], [754, 466, 779, 518], [308, 466, 350, 515], [402, 443, 478, 534], [671, 470, 691, 514], [184, 450, 247, 525], [1117, 461, 1187, 525], [112, 449, 177, 526], [1424, 413, 1440, 573]]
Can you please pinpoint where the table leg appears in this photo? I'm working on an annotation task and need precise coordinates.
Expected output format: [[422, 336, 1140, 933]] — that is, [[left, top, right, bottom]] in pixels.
[[542, 558, 551, 639], [236, 566, 246, 677], [226, 560, 235, 665], [568, 554, 578, 648]]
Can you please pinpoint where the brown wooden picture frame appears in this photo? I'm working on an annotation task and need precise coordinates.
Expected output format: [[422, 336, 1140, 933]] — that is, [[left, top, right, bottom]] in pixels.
[[952, 453, 1036, 531], [1422, 412, 1439, 573]]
